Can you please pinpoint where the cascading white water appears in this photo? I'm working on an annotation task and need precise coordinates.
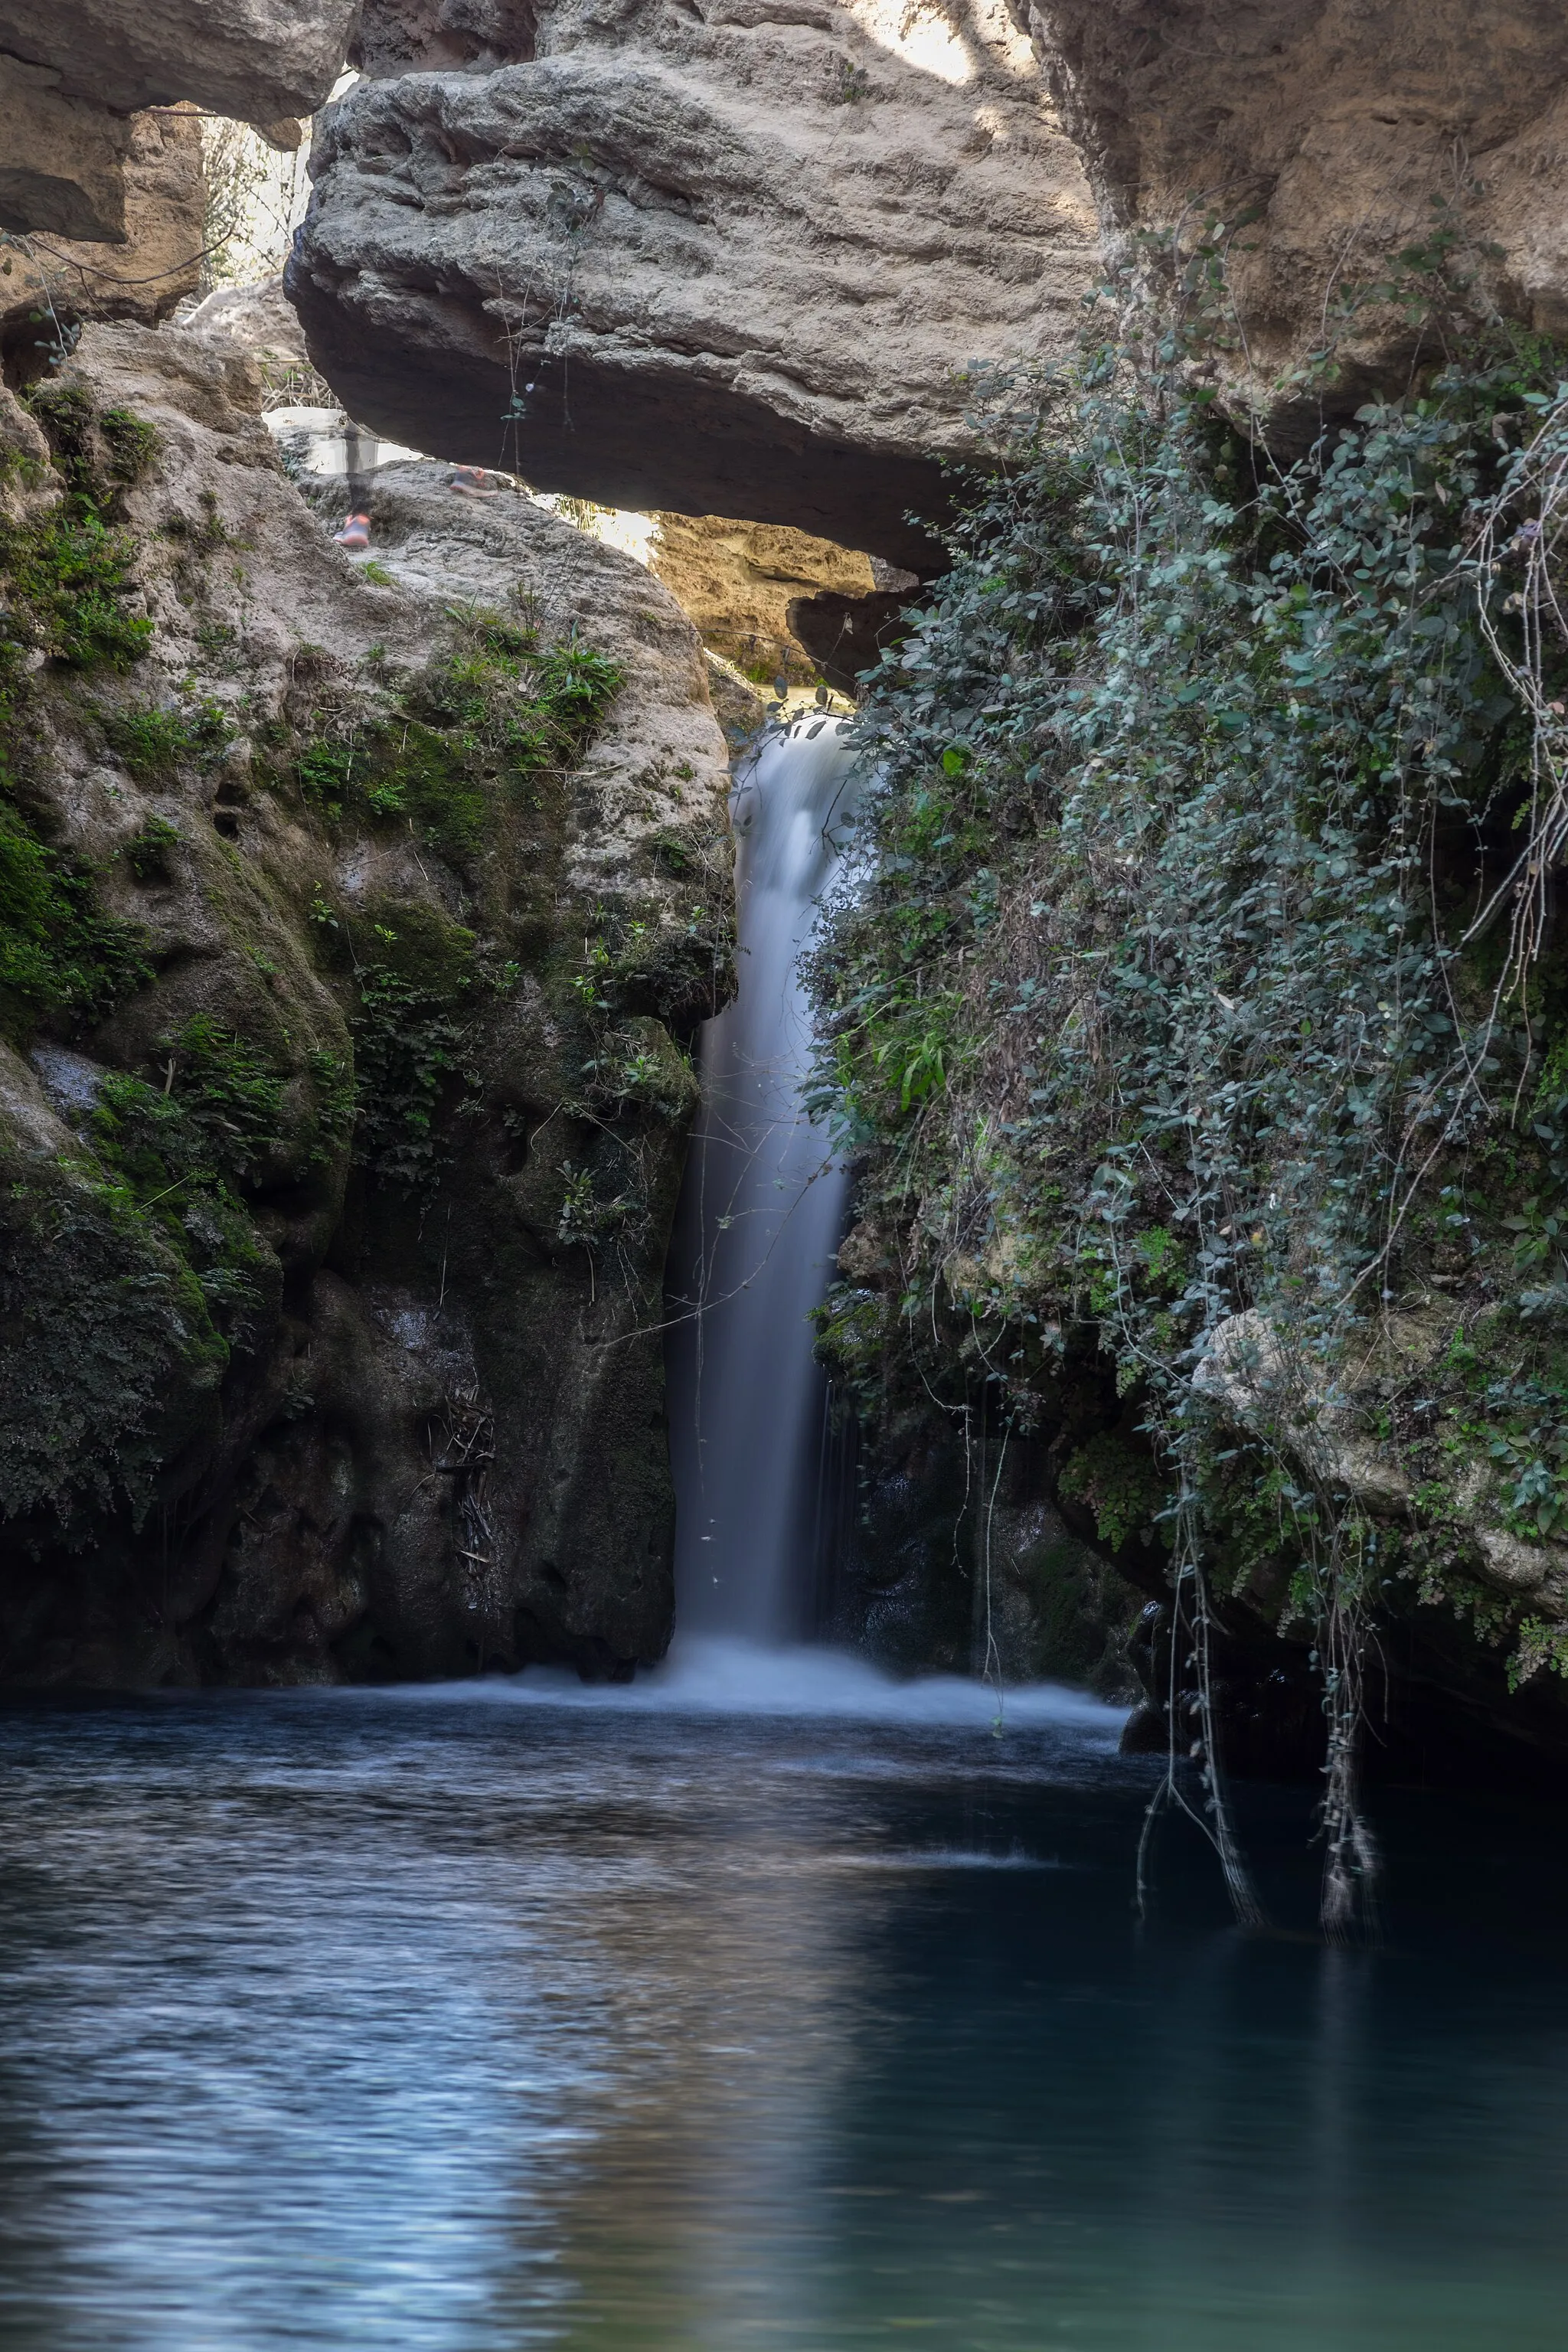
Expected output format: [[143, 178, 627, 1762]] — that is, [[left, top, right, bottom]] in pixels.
[[668, 714, 867, 1643]]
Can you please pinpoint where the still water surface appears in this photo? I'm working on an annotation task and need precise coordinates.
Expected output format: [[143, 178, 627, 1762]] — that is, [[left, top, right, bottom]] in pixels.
[[0, 1645, 1564, 2350]]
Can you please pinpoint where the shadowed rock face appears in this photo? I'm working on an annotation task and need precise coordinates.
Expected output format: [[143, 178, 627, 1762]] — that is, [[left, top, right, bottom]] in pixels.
[[0, 108, 205, 371], [1030, 0, 1568, 387], [289, 0, 1099, 567]]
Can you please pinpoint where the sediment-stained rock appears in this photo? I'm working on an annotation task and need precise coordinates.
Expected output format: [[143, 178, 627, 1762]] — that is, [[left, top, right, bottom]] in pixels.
[[0, 0, 348, 246], [0, 54, 135, 244]]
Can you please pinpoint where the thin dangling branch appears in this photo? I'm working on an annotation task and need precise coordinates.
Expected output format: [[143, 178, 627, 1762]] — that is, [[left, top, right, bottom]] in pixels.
[[1315, 1517, 1381, 1943], [1137, 1481, 1266, 1931]]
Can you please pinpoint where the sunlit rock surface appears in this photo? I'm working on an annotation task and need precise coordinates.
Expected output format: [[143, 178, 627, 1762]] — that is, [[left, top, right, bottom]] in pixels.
[[289, 0, 1099, 567], [648, 514, 879, 683]]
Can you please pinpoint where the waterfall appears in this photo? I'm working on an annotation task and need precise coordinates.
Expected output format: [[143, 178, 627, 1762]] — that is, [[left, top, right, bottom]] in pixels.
[[668, 714, 866, 1644]]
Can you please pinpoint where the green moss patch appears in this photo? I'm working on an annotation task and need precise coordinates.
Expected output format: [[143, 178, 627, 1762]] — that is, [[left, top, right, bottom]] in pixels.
[[290, 621, 623, 871], [0, 800, 151, 1044], [0, 1155, 226, 1527]]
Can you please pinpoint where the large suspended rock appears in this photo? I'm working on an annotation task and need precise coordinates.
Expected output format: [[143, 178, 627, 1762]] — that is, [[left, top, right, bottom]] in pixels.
[[289, 0, 1100, 569]]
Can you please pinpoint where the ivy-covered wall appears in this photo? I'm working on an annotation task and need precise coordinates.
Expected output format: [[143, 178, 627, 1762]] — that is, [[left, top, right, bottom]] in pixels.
[[812, 227, 1568, 1924], [0, 321, 733, 1686]]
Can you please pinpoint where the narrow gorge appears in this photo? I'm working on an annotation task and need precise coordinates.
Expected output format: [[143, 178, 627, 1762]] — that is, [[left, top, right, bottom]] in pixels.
[[9, 3, 1568, 2344], [7, 0, 1568, 1891]]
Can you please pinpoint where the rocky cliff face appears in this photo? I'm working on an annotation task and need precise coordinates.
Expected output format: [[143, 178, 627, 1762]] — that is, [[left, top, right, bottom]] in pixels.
[[1029, 0, 1568, 400], [289, 0, 1099, 567], [0, 0, 348, 256], [285, 0, 1568, 558], [0, 107, 205, 376], [0, 320, 732, 1684]]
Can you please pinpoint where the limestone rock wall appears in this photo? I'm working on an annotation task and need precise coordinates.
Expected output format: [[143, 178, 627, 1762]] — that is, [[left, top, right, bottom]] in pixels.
[[0, 109, 206, 374], [289, 0, 1099, 567], [0, 320, 732, 1686], [1029, 0, 1568, 397]]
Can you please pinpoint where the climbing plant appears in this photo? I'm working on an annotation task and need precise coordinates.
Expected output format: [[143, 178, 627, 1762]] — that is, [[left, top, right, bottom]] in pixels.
[[812, 214, 1568, 1936]]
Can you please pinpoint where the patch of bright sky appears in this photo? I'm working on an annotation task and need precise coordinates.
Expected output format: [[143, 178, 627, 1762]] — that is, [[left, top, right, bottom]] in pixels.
[[531, 498, 656, 567], [839, 0, 975, 87]]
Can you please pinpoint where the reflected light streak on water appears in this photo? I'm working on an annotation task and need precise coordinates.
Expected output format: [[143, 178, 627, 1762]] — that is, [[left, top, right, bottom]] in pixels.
[[0, 1662, 1566, 2350]]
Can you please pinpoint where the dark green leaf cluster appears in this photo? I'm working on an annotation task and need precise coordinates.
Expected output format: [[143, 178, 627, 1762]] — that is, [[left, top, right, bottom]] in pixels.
[[351, 958, 476, 1192], [0, 1162, 225, 1527], [812, 243, 1568, 1703]]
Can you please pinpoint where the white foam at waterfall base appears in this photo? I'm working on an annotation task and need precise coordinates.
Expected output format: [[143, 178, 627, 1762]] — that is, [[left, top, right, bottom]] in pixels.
[[449, 1638, 1128, 1736]]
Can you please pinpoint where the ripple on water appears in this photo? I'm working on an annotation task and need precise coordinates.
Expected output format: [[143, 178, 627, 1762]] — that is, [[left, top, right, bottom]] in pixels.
[[0, 1661, 1564, 2350]]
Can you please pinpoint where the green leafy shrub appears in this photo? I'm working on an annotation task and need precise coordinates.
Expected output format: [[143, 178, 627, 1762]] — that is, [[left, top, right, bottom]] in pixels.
[[123, 814, 183, 880], [812, 218, 1568, 1930], [290, 621, 623, 868], [87, 1017, 308, 1348], [0, 501, 152, 679], [351, 957, 475, 1191], [102, 697, 233, 779], [100, 407, 161, 485]]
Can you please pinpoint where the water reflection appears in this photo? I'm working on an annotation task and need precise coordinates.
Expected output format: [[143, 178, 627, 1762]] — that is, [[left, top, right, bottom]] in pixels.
[[0, 1666, 1565, 2349]]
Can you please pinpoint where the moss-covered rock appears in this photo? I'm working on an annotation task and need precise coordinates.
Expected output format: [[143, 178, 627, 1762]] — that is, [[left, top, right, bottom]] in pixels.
[[0, 324, 734, 1687]]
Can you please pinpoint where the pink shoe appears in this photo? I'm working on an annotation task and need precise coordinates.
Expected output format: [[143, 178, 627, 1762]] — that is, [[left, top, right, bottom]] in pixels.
[[333, 513, 371, 549], [451, 466, 498, 498]]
